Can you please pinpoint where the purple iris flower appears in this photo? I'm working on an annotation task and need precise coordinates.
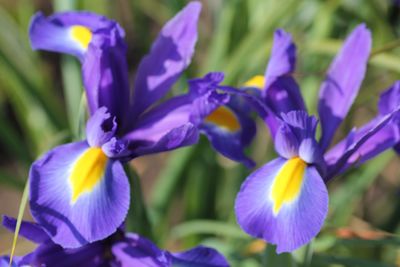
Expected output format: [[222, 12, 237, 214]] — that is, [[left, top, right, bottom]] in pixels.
[[234, 24, 400, 253], [28, 2, 256, 248], [2, 216, 229, 267]]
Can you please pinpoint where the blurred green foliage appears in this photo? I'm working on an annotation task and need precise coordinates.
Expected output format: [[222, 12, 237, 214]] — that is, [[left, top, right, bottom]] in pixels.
[[0, 0, 400, 266]]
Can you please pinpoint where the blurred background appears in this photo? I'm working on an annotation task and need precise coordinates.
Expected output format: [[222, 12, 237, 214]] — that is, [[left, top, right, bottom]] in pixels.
[[0, 0, 400, 266]]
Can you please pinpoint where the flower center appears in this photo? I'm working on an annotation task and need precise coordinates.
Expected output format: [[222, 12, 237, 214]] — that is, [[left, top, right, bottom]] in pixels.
[[70, 25, 93, 49], [69, 147, 108, 204], [270, 157, 306, 215], [205, 106, 241, 132]]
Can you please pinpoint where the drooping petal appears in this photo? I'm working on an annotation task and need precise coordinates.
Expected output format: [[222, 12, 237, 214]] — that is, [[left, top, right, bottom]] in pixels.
[[325, 108, 400, 180], [235, 158, 328, 253], [171, 246, 230, 267], [2, 216, 49, 244], [263, 29, 306, 115], [318, 24, 372, 151], [29, 11, 123, 60], [130, 2, 201, 118], [29, 141, 130, 248]]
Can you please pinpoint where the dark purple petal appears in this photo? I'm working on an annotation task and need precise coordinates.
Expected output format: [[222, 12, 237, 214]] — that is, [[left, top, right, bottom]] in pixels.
[[318, 24, 372, 151], [263, 29, 306, 115], [2, 216, 49, 244], [171, 246, 229, 267], [112, 233, 170, 267], [29, 141, 130, 248], [20, 240, 106, 267], [82, 33, 130, 125], [86, 107, 117, 147], [325, 108, 400, 180], [235, 158, 328, 253], [130, 2, 201, 118]]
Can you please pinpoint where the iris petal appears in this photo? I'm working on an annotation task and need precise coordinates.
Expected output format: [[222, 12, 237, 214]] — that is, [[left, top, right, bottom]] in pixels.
[[235, 158, 328, 253], [318, 24, 372, 151], [130, 2, 202, 119], [29, 141, 130, 248]]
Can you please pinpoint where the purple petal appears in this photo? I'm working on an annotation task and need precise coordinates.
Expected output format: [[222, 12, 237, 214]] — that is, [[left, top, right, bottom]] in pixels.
[[29, 11, 123, 60], [325, 108, 400, 180], [86, 107, 117, 147], [0, 256, 19, 267], [171, 246, 229, 267], [235, 158, 328, 253], [274, 111, 320, 161], [2, 216, 49, 244], [82, 34, 130, 124], [20, 241, 106, 267], [378, 81, 400, 116], [201, 92, 256, 168], [263, 29, 306, 115], [125, 73, 228, 158], [217, 85, 281, 139], [128, 123, 199, 158], [112, 233, 170, 267], [318, 24, 372, 151], [130, 2, 201, 118], [29, 141, 130, 248]]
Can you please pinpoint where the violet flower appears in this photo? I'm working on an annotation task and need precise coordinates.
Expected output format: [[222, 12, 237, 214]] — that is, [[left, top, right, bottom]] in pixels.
[[234, 25, 400, 253], [28, 3, 256, 248]]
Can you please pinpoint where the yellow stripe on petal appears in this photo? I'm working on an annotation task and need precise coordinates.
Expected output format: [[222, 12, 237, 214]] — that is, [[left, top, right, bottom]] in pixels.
[[70, 25, 92, 50], [69, 147, 107, 204], [270, 157, 306, 215], [243, 75, 265, 89], [205, 106, 241, 132]]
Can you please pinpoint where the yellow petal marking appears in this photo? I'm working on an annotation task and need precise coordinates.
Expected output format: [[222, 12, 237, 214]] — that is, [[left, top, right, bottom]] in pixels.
[[243, 75, 265, 89], [69, 147, 107, 204], [205, 106, 241, 132], [270, 157, 306, 215], [70, 25, 93, 49]]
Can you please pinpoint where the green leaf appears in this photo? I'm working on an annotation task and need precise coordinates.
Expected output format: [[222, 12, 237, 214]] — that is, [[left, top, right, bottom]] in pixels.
[[170, 220, 249, 240], [8, 181, 29, 266]]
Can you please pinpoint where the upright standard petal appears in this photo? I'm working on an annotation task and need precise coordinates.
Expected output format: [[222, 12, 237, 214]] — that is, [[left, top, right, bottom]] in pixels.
[[29, 141, 130, 248], [318, 24, 372, 151], [235, 158, 328, 253], [82, 32, 130, 125], [263, 29, 306, 116], [130, 2, 201, 118]]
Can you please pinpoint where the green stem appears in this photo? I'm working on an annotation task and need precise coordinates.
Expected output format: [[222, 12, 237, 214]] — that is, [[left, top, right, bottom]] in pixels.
[[124, 165, 153, 239]]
